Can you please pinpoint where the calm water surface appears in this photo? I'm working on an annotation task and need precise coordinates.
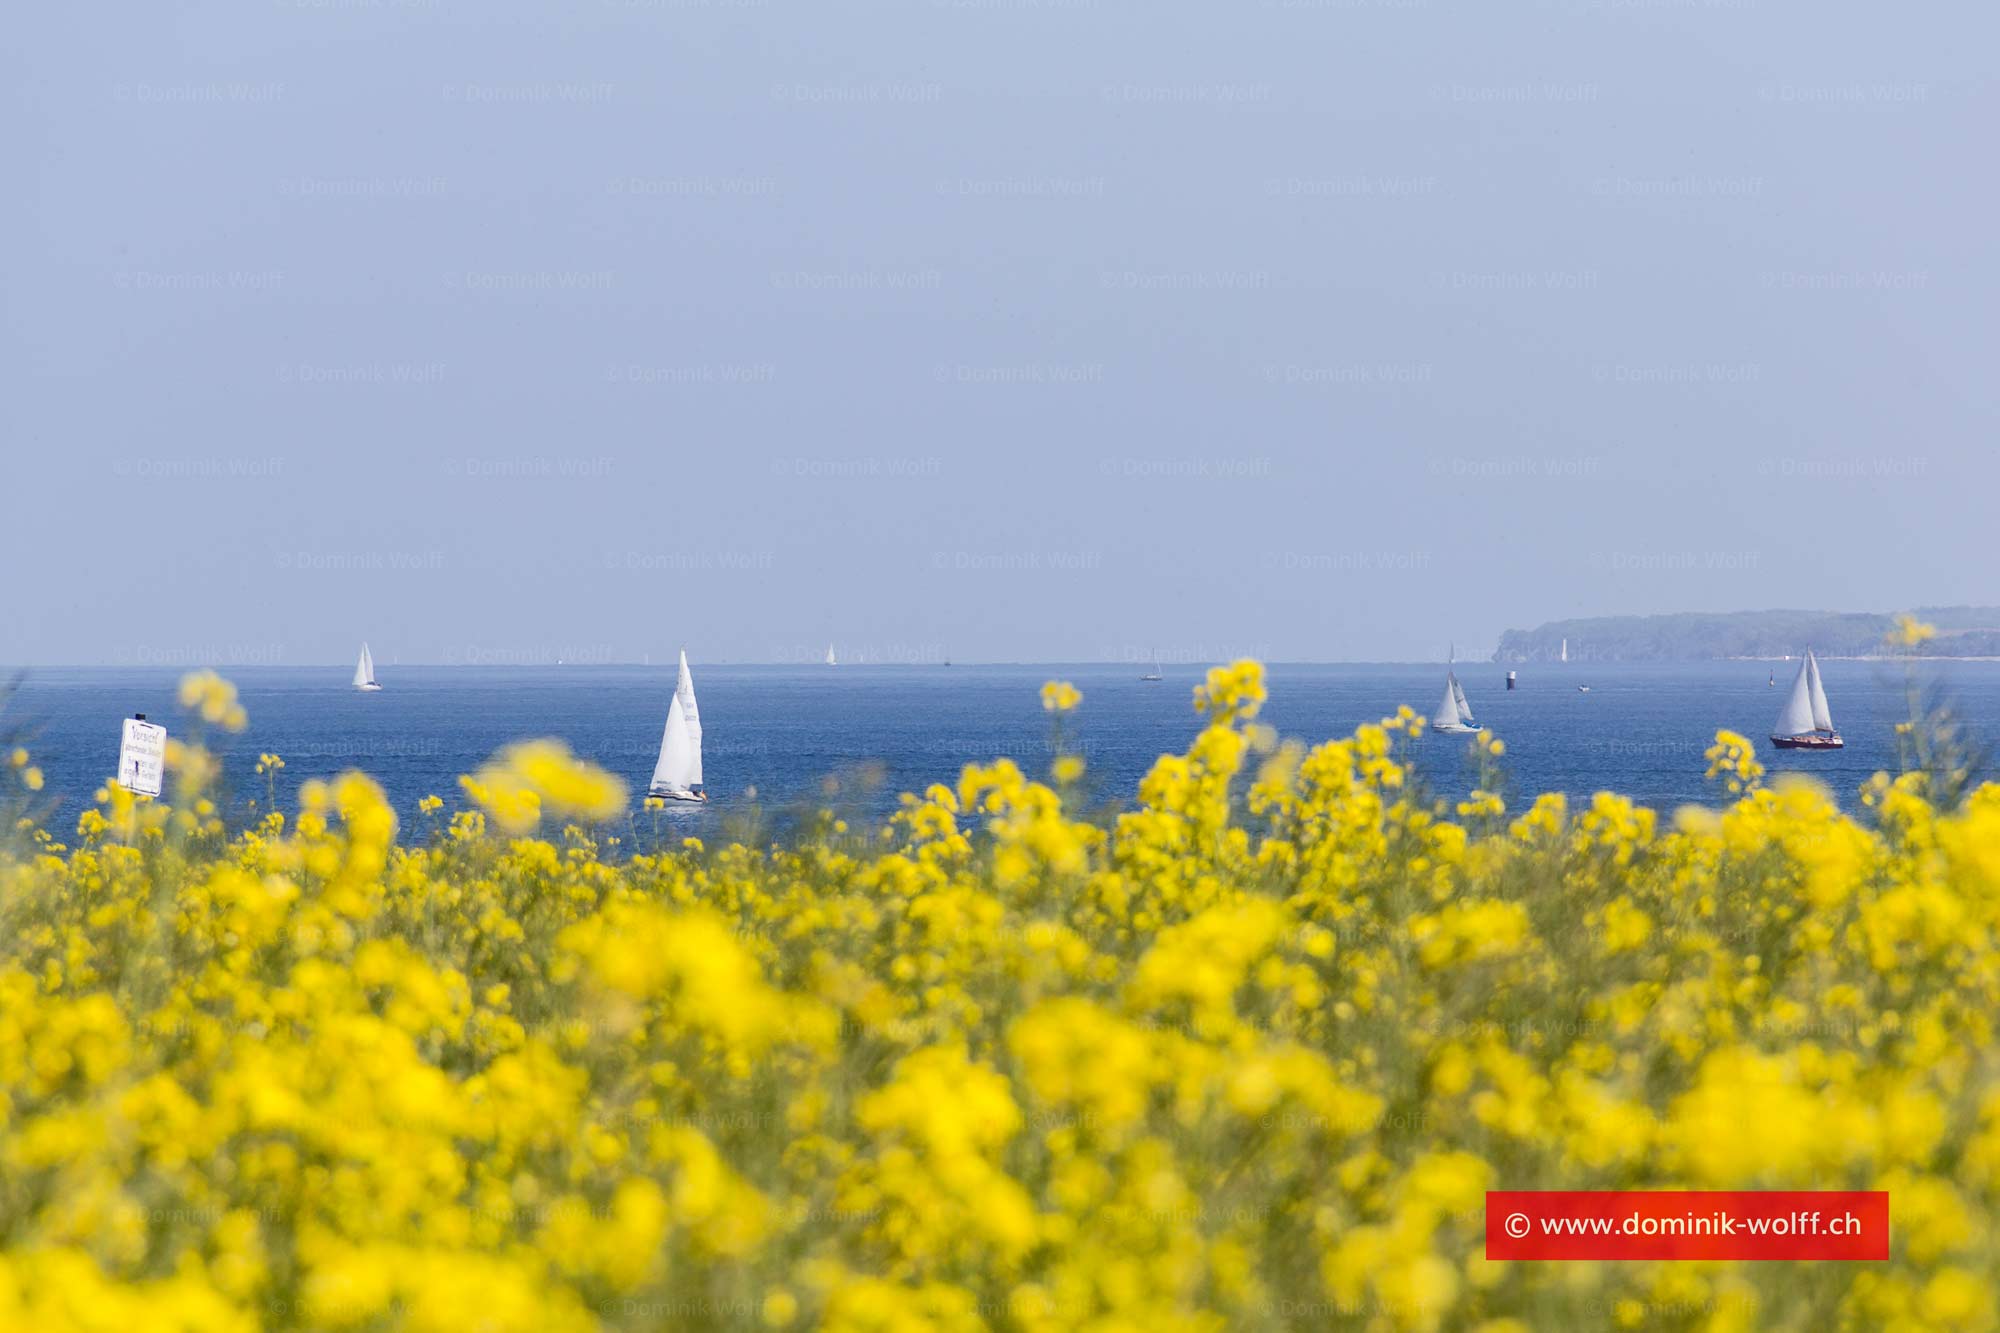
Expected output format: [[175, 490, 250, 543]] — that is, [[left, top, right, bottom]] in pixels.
[[6, 662, 1996, 835]]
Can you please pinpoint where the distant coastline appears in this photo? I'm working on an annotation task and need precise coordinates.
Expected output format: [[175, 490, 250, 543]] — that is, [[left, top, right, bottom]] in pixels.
[[1495, 607, 2000, 663]]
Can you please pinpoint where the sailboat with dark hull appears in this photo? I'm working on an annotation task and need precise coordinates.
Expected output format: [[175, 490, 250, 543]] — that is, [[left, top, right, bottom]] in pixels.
[[1770, 650, 1842, 750]]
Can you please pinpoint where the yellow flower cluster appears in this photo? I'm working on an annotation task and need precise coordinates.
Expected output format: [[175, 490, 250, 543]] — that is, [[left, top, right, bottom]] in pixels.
[[1038, 680, 1082, 714], [1891, 614, 1938, 649], [4, 662, 2000, 1330], [178, 669, 249, 732], [458, 740, 629, 835], [6, 746, 42, 792]]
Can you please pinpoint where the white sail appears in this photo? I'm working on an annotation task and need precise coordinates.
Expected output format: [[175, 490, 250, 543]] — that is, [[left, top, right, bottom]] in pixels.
[[1773, 656, 1816, 737], [1436, 673, 1463, 729], [675, 650, 703, 787], [353, 642, 378, 689], [1453, 676, 1473, 724], [1560, 637, 1568, 663], [825, 644, 837, 667], [1805, 650, 1833, 732], [651, 693, 699, 794]]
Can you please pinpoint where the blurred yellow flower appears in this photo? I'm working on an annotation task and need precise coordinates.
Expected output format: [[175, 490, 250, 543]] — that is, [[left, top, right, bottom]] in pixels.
[[0, 657, 1995, 1330], [177, 669, 249, 732], [1890, 614, 1938, 649], [1039, 680, 1082, 713], [458, 740, 626, 834]]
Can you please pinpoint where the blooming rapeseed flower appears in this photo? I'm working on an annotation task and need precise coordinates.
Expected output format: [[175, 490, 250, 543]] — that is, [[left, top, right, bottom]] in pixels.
[[177, 668, 249, 731], [1039, 680, 1082, 713], [0, 668, 1995, 1330], [1891, 614, 1938, 649]]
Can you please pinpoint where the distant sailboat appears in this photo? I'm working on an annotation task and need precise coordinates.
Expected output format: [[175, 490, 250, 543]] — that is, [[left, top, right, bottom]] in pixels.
[[824, 644, 837, 667], [649, 650, 707, 800], [1559, 637, 1568, 664], [352, 642, 382, 691], [1140, 651, 1163, 682], [1770, 649, 1842, 750], [1434, 648, 1482, 734]]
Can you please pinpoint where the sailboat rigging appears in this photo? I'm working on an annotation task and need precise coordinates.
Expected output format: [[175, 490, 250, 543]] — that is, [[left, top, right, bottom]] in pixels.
[[1770, 649, 1842, 749], [352, 642, 382, 691], [1141, 651, 1162, 682], [1433, 647, 1482, 734], [649, 649, 707, 800]]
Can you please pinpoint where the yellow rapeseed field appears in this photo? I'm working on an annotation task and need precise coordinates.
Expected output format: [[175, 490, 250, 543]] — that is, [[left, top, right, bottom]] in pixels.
[[3, 659, 1998, 1331]]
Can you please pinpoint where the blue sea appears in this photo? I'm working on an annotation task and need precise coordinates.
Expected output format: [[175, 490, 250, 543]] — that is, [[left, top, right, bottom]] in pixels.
[[5, 662, 1996, 837]]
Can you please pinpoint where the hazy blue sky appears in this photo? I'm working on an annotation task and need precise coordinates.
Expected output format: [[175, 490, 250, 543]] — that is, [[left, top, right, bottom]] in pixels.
[[6, 0, 1994, 666]]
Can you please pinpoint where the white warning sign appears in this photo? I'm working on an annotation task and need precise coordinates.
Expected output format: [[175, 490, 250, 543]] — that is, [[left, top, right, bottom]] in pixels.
[[118, 717, 167, 797]]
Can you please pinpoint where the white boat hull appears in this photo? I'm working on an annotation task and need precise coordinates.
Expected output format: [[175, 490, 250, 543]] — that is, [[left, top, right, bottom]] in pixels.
[[649, 786, 706, 802], [355, 683, 382, 692], [1433, 723, 1483, 734]]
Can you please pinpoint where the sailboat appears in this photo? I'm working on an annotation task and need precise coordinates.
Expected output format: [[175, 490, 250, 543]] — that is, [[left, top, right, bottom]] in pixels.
[[1140, 651, 1163, 682], [1434, 649, 1482, 734], [824, 644, 837, 667], [649, 649, 707, 800], [1559, 637, 1568, 664], [1770, 649, 1842, 749], [352, 642, 382, 691]]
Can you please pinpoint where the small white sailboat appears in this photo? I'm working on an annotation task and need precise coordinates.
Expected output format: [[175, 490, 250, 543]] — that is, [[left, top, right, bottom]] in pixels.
[[352, 642, 382, 691], [824, 643, 837, 667], [649, 649, 707, 800], [1434, 648, 1482, 734], [1140, 650, 1163, 682], [1559, 637, 1568, 664], [1770, 649, 1842, 749]]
